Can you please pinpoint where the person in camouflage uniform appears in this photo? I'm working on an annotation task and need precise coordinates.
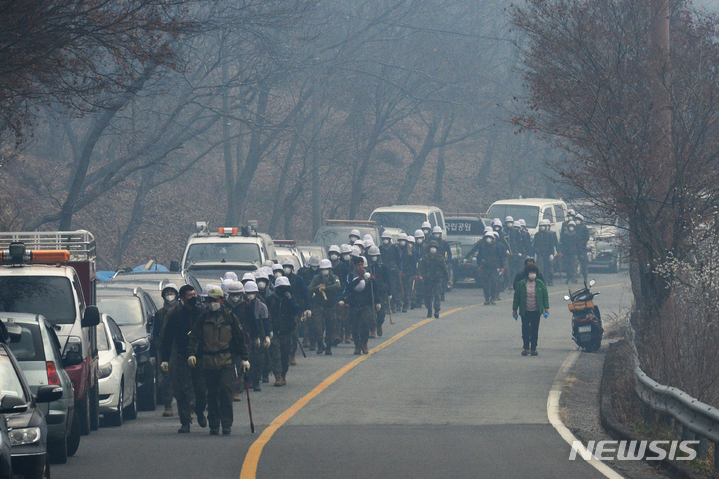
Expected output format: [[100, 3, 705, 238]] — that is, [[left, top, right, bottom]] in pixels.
[[153, 283, 178, 417], [267, 276, 299, 386], [187, 287, 249, 435], [308, 259, 342, 355], [418, 239, 449, 318], [343, 256, 379, 355], [367, 245, 391, 337]]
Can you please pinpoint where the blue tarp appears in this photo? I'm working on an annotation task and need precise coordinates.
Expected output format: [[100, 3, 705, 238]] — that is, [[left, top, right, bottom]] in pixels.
[[132, 264, 169, 272], [97, 271, 116, 282]]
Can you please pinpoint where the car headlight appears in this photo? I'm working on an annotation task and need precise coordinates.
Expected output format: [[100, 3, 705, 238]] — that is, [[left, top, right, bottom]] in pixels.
[[131, 337, 151, 354], [9, 427, 41, 446], [99, 363, 113, 379]]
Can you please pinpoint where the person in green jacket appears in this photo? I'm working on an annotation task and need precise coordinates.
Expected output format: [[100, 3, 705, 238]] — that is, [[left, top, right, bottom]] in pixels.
[[512, 264, 549, 356]]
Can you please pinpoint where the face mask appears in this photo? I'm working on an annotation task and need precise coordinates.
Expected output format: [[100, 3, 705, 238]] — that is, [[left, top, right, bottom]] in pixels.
[[247, 293, 256, 301], [209, 302, 222, 312], [506, 223, 513, 229], [186, 296, 198, 307], [540, 227, 547, 232], [283, 267, 292, 275], [371, 256, 378, 262], [398, 241, 406, 247], [417, 238, 423, 244], [433, 233, 441, 238], [430, 247, 437, 254], [528, 273, 537, 281], [164, 294, 176, 303], [422, 229, 430, 236], [382, 239, 390, 245], [342, 254, 351, 261], [494, 226, 501, 231], [568, 227, 575, 232], [329, 254, 339, 261], [311, 266, 319, 271], [322, 269, 330, 276], [274, 271, 283, 278], [485, 238, 493, 244], [257, 280, 267, 291], [228, 294, 242, 303], [350, 236, 359, 243]]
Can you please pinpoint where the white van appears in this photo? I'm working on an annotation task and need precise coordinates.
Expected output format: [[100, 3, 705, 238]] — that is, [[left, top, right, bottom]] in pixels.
[[486, 198, 568, 237], [369, 205, 447, 240]]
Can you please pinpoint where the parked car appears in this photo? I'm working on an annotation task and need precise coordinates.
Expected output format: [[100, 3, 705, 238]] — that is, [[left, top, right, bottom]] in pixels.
[[296, 244, 328, 262], [1, 320, 63, 479], [98, 314, 137, 427], [567, 200, 625, 273], [96, 287, 157, 411], [486, 198, 568, 238], [444, 214, 490, 287], [1, 313, 78, 463], [369, 205, 447, 240], [0, 404, 10, 479]]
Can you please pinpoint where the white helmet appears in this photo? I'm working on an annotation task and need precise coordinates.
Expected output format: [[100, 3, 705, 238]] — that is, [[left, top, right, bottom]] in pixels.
[[414, 229, 425, 239], [340, 244, 352, 254], [492, 218, 502, 226], [262, 260, 274, 268], [328, 244, 341, 254], [364, 238, 375, 247], [484, 226, 493, 233], [492, 231, 500, 239], [354, 240, 365, 248], [398, 233, 408, 241], [307, 255, 321, 267], [484, 231, 494, 238], [254, 269, 270, 281], [568, 209, 576, 216], [575, 213, 585, 221], [407, 235, 416, 244], [244, 281, 259, 293], [224, 272, 238, 282], [221, 278, 233, 295], [275, 276, 290, 287], [432, 226, 443, 234], [518, 219, 527, 227], [421, 221, 432, 229], [280, 257, 295, 267], [540, 219, 551, 226], [381, 231, 392, 239], [505, 216, 514, 223], [363, 233, 373, 243], [228, 281, 244, 294], [202, 283, 217, 297], [319, 259, 332, 269], [351, 246, 361, 256], [368, 245, 381, 256], [567, 221, 577, 227], [349, 229, 361, 238], [242, 272, 255, 282], [272, 263, 284, 273]]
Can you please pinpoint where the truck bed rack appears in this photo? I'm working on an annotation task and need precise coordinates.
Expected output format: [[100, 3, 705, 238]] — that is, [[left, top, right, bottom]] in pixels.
[[0, 230, 96, 262]]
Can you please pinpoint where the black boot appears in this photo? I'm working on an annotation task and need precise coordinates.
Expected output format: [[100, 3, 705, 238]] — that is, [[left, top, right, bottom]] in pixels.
[[434, 310, 440, 319], [426, 309, 432, 318], [316, 340, 325, 355], [325, 345, 332, 355]]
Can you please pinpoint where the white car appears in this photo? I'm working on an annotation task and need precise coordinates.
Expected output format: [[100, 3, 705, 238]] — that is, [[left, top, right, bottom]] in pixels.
[[98, 313, 137, 427]]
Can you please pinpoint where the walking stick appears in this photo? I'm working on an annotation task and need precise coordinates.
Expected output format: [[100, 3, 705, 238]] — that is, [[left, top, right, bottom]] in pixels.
[[243, 372, 255, 433], [294, 334, 307, 358]]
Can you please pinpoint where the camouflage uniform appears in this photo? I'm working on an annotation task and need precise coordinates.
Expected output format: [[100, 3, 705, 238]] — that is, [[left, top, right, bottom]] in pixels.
[[418, 247, 449, 316], [268, 290, 300, 382], [153, 303, 176, 411], [188, 307, 248, 432], [344, 268, 379, 353]]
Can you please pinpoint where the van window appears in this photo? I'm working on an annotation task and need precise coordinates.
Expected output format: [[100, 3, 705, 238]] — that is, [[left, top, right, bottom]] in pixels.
[[486, 205, 541, 228], [429, 213, 437, 228], [554, 206, 565, 223], [0, 277, 76, 325], [543, 207, 554, 224]]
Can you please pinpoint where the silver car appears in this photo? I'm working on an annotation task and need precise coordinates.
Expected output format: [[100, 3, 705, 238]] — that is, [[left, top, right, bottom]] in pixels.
[[1, 313, 78, 464]]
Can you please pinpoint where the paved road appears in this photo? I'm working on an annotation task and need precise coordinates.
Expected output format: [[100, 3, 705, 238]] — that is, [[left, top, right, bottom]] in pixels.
[[53, 272, 633, 479]]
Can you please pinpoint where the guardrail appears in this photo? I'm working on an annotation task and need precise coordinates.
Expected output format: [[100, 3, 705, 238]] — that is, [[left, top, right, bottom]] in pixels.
[[627, 322, 719, 469]]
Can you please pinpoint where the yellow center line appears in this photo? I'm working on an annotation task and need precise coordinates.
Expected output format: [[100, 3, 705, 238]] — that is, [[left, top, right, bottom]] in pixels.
[[239, 280, 629, 478]]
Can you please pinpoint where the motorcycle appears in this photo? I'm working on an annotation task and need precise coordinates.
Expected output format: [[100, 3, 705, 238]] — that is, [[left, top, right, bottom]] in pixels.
[[564, 279, 603, 352]]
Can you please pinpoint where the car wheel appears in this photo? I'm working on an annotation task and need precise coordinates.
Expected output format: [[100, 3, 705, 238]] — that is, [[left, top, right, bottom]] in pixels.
[[78, 392, 90, 436], [67, 411, 81, 457], [106, 380, 124, 427], [48, 431, 68, 464], [89, 380, 100, 431], [124, 384, 138, 420]]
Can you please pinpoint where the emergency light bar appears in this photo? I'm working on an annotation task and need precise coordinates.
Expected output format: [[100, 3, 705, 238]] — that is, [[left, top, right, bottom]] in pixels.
[[218, 227, 239, 235], [0, 242, 71, 265]]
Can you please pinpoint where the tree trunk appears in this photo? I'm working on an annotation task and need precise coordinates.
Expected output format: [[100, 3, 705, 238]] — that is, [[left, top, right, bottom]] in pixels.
[[111, 170, 154, 269], [395, 118, 439, 204], [433, 144, 446, 204], [268, 133, 302, 235]]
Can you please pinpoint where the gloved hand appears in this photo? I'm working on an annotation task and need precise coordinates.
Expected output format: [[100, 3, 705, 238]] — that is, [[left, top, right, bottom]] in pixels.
[[160, 361, 169, 372], [284, 292, 292, 299], [269, 331, 274, 339], [375, 303, 382, 312], [240, 360, 250, 372], [388, 295, 392, 301], [263, 336, 271, 348], [304, 310, 312, 319], [187, 356, 197, 368], [150, 357, 156, 366], [338, 300, 345, 307], [550, 254, 554, 261], [363, 272, 371, 280], [254, 338, 261, 348], [463, 258, 468, 264]]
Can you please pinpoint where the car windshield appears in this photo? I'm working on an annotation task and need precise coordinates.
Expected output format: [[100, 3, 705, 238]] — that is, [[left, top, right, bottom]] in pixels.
[[486, 205, 541, 228], [0, 276, 76, 325], [6, 323, 45, 362], [184, 243, 261, 268], [313, 226, 378, 248], [369, 212, 427, 235], [0, 350, 26, 401], [96, 297, 143, 326], [97, 323, 111, 352], [446, 219, 484, 235]]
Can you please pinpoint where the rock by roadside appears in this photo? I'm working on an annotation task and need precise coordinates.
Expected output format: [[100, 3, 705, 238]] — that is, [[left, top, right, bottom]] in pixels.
[[559, 342, 673, 478]]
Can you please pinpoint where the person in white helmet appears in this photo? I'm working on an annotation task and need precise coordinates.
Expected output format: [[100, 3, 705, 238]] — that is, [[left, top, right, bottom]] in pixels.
[[465, 231, 501, 304], [363, 233, 374, 246], [354, 239, 366, 256], [225, 281, 248, 399], [233, 281, 270, 393], [280, 258, 311, 364], [503, 216, 524, 290], [431, 225, 453, 301], [574, 213, 590, 282], [561, 209, 576, 237], [421, 221, 432, 238], [533, 219, 557, 286], [366, 245, 391, 337], [241, 272, 255, 285], [414, 229, 427, 256], [267, 276, 299, 386], [340, 244, 353, 268], [419, 239, 449, 318], [379, 231, 401, 312], [224, 272, 239, 282], [153, 283, 179, 417], [397, 233, 416, 312], [308, 259, 342, 355], [560, 220, 582, 284], [298, 255, 321, 287], [342, 255, 379, 354], [517, 219, 533, 258], [349, 229, 361, 245]]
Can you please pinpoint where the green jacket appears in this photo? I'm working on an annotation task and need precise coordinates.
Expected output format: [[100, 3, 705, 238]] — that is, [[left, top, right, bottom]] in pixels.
[[188, 307, 249, 369], [513, 279, 549, 316]]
